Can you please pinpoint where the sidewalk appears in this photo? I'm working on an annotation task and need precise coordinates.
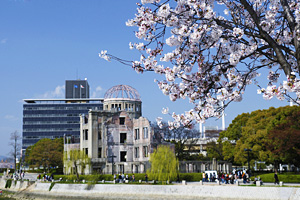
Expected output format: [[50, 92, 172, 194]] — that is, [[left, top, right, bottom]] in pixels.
[[179, 180, 300, 187], [23, 173, 39, 181]]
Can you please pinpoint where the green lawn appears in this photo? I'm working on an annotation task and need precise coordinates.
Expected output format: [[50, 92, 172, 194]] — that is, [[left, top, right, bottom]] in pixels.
[[252, 172, 300, 183]]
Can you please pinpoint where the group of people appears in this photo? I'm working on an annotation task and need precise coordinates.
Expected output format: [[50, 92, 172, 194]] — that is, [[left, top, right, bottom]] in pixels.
[[202, 170, 282, 185], [4, 169, 25, 180], [37, 173, 54, 182], [202, 170, 251, 184], [113, 174, 149, 183], [114, 173, 134, 183]]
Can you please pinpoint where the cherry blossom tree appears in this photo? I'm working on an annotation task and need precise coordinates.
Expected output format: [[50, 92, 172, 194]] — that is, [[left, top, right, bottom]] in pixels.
[[100, 0, 300, 128]]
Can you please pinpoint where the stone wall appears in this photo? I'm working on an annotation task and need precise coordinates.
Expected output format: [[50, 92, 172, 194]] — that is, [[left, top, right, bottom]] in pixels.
[[1, 179, 300, 200]]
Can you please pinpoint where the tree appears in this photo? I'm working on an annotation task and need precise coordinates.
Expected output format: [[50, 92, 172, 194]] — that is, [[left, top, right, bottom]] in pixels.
[[9, 131, 21, 172], [148, 145, 178, 183], [206, 140, 224, 161], [64, 149, 91, 181], [220, 105, 300, 167], [100, 0, 300, 127], [152, 122, 200, 160], [266, 108, 300, 168], [25, 138, 63, 171], [24, 145, 32, 165]]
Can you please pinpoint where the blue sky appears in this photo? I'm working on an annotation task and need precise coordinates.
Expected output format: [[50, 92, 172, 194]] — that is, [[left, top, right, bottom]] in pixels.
[[0, 0, 290, 157]]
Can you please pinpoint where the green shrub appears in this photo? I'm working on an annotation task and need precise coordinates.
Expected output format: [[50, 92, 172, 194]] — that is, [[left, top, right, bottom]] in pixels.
[[5, 179, 12, 188], [0, 168, 14, 173], [26, 169, 45, 173], [53, 174, 114, 182], [26, 168, 62, 174], [49, 182, 55, 191], [130, 173, 146, 181], [179, 173, 202, 182], [53, 173, 206, 183]]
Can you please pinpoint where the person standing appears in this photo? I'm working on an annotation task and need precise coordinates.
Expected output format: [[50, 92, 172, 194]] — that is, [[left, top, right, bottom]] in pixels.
[[202, 172, 206, 182], [221, 173, 225, 184], [145, 174, 148, 183], [274, 172, 279, 185], [242, 173, 247, 184]]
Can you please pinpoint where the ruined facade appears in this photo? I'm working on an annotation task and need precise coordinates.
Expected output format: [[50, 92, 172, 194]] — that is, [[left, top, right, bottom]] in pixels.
[[78, 85, 171, 174]]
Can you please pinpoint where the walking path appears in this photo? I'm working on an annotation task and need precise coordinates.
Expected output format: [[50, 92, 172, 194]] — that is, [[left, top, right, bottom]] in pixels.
[[23, 173, 39, 181], [183, 180, 300, 187]]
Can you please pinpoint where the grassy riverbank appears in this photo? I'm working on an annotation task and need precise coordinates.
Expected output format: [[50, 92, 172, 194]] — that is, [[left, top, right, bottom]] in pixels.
[[0, 190, 16, 200]]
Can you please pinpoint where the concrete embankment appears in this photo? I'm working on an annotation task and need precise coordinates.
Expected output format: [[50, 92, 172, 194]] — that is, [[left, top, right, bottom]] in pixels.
[[1, 179, 300, 200]]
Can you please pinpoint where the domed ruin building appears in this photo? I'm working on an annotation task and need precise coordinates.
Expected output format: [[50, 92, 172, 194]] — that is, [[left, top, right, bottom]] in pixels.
[[76, 85, 169, 174]]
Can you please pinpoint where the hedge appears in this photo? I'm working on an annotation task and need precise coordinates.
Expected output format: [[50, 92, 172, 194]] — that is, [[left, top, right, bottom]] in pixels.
[[53, 174, 114, 182], [53, 173, 206, 183], [26, 168, 63, 174], [179, 173, 203, 182], [0, 168, 14, 173], [5, 179, 12, 188], [53, 173, 154, 182], [50, 172, 300, 184]]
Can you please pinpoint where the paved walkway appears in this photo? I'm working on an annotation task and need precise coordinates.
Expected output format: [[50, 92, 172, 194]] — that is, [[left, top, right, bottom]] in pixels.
[[23, 173, 39, 181], [181, 180, 300, 187], [1, 172, 39, 181]]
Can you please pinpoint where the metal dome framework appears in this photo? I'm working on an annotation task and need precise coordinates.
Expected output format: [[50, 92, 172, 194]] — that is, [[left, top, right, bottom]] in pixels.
[[104, 85, 141, 101]]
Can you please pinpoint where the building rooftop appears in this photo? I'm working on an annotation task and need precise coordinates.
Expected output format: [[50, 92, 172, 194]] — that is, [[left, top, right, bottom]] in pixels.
[[24, 98, 104, 104], [104, 85, 141, 101]]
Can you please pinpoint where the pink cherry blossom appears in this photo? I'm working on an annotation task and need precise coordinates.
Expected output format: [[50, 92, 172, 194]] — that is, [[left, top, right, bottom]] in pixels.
[[100, 0, 300, 128]]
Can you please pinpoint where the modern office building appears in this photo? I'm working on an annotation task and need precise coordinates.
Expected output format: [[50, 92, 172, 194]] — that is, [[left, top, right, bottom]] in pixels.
[[22, 79, 103, 152]]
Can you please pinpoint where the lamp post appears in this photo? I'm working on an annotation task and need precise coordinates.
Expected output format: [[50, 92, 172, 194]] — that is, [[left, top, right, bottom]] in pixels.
[[244, 148, 252, 177], [108, 155, 117, 175]]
